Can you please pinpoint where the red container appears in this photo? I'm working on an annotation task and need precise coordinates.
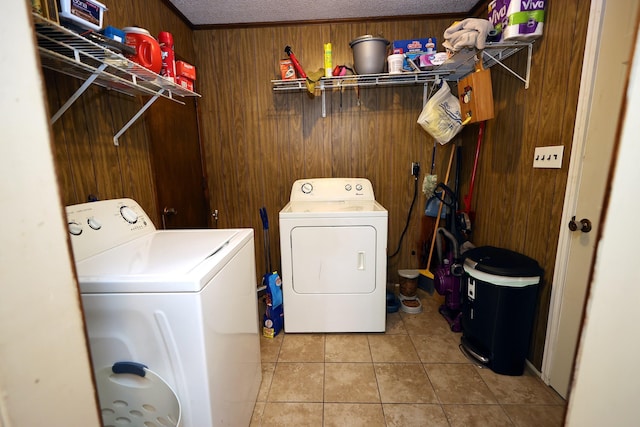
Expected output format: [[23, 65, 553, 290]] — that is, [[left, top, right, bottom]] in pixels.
[[158, 31, 176, 82], [123, 27, 162, 74]]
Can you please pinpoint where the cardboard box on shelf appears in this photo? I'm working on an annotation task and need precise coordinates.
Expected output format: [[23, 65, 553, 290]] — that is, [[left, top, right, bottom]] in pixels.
[[280, 59, 296, 80], [176, 61, 196, 81], [392, 38, 437, 54], [59, 0, 105, 31], [176, 76, 194, 91]]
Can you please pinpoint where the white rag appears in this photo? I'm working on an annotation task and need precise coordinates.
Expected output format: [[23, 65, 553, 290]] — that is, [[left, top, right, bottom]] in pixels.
[[443, 18, 495, 52]]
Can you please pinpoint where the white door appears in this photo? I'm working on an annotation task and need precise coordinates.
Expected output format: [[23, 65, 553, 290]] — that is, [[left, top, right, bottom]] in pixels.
[[291, 225, 377, 294], [542, 0, 639, 398], [564, 25, 640, 425]]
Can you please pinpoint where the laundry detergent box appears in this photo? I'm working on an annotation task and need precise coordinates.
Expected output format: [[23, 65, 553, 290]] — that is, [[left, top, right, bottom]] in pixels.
[[176, 60, 196, 81], [417, 52, 448, 69], [392, 38, 437, 55], [176, 76, 194, 91]]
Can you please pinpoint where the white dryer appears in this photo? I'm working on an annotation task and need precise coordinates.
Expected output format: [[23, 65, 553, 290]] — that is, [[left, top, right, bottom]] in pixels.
[[279, 178, 388, 333], [65, 198, 261, 427]]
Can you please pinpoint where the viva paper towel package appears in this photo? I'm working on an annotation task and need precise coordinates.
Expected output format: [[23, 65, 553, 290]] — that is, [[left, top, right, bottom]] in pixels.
[[488, 0, 510, 42], [503, 0, 545, 41]]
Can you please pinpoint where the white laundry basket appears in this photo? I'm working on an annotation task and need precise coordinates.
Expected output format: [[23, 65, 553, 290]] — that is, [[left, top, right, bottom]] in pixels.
[[95, 362, 182, 427]]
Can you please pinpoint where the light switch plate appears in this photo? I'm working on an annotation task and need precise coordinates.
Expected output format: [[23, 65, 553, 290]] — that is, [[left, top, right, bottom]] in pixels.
[[533, 146, 564, 168]]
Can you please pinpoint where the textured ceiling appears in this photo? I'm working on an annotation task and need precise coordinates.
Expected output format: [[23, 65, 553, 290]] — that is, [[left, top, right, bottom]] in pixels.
[[167, 0, 481, 26]]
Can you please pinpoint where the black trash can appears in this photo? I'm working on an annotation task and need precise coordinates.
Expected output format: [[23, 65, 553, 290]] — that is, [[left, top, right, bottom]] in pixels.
[[460, 246, 542, 376]]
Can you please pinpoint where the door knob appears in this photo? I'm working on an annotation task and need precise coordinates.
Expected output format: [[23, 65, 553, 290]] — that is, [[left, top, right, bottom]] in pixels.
[[161, 207, 177, 230], [568, 216, 592, 233]]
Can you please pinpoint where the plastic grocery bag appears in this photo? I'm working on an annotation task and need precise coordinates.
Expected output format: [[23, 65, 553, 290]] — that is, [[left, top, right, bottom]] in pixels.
[[417, 81, 463, 145]]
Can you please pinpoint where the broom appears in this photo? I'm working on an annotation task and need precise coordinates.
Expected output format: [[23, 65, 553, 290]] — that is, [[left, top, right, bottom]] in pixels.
[[418, 143, 456, 292]]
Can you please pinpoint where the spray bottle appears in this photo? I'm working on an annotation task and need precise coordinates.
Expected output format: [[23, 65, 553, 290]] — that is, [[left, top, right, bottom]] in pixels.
[[324, 43, 332, 77]]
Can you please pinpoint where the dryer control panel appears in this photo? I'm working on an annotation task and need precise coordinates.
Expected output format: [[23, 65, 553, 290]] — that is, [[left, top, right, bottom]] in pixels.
[[289, 178, 375, 202], [65, 198, 155, 261]]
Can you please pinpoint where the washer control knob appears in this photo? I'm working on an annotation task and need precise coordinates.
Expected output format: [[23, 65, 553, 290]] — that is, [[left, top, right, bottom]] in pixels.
[[345, 184, 352, 191], [120, 206, 138, 224], [68, 221, 83, 236], [301, 182, 313, 194], [355, 183, 363, 191], [87, 217, 102, 230]]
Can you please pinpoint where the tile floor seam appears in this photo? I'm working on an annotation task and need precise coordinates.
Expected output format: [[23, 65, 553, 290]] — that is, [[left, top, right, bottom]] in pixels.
[[402, 314, 448, 411]]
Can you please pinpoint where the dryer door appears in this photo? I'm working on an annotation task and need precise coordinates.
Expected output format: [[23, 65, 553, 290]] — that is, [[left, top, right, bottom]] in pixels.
[[290, 225, 377, 294]]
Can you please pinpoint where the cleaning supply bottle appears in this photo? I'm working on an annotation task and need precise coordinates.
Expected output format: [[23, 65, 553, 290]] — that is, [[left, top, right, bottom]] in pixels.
[[324, 43, 332, 77], [158, 31, 176, 82]]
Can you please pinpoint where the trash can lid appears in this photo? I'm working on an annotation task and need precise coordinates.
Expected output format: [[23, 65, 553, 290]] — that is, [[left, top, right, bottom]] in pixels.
[[463, 246, 542, 278]]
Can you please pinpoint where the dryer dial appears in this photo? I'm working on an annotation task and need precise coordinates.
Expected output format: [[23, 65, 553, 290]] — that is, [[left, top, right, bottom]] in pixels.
[[68, 221, 83, 235], [120, 206, 139, 224], [87, 217, 102, 230], [355, 184, 363, 191], [301, 182, 313, 194], [345, 184, 352, 191]]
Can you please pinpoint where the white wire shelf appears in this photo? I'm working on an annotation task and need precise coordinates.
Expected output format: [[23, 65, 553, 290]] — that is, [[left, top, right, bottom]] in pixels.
[[33, 14, 200, 145], [271, 41, 533, 117]]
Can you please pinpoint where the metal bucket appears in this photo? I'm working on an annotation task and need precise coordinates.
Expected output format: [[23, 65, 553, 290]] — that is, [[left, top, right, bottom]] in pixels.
[[349, 35, 390, 74]]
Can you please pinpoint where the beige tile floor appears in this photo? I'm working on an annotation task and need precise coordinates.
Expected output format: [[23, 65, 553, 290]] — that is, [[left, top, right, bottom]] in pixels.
[[251, 290, 566, 426]]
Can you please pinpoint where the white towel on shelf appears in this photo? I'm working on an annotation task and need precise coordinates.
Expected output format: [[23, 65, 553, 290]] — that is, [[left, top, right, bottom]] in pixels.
[[443, 18, 495, 52]]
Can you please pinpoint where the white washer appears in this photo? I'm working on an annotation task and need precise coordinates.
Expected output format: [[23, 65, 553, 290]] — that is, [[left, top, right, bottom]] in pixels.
[[279, 178, 388, 333], [65, 198, 261, 427]]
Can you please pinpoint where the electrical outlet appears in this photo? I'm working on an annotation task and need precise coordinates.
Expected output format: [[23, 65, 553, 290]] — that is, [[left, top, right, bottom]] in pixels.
[[533, 146, 564, 168], [411, 162, 420, 176]]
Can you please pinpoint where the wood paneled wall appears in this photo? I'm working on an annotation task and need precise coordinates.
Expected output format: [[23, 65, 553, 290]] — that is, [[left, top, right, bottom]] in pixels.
[[193, 2, 590, 368], [463, 1, 590, 367], [192, 18, 454, 282], [42, 0, 590, 369]]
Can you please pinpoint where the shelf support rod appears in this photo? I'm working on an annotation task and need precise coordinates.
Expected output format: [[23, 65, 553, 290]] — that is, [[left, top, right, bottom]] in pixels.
[[50, 63, 108, 124], [482, 46, 532, 89], [423, 82, 429, 106], [113, 90, 164, 146], [321, 80, 326, 118], [525, 43, 533, 89]]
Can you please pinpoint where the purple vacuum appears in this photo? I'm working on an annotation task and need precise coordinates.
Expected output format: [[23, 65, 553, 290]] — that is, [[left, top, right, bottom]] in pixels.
[[433, 227, 464, 332]]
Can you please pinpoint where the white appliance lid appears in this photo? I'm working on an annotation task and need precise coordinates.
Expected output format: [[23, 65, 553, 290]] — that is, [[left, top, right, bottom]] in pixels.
[[76, 229, 239, 279], [280, 200, 387, 216]]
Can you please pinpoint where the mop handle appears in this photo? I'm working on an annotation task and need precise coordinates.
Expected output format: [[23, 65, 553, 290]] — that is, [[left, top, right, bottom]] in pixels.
[[426, 144, 456, 272], [260, 207, 272, 273]]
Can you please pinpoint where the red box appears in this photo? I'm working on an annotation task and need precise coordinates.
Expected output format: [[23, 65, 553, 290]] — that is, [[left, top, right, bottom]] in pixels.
[[176, 76, 194, 91], [280, 59, 296, 80], [176, 61, 196, 81]]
